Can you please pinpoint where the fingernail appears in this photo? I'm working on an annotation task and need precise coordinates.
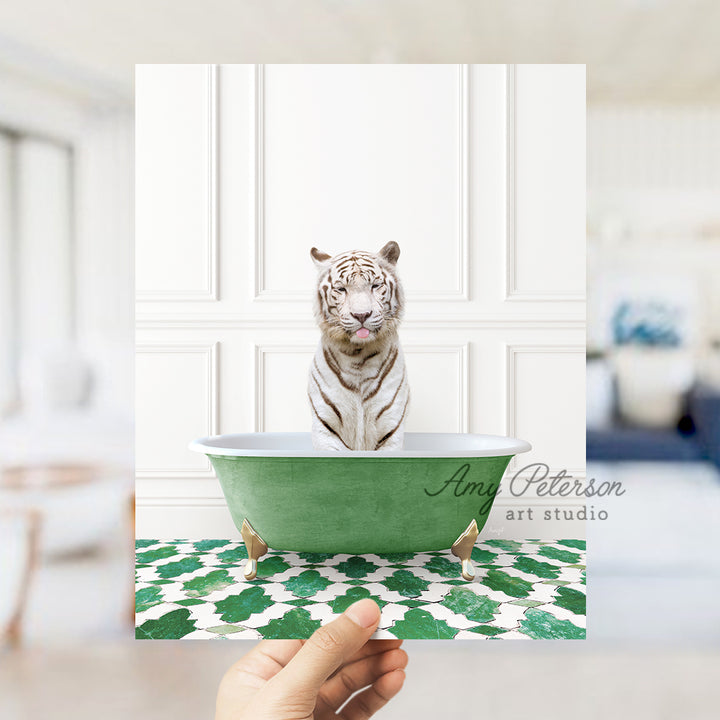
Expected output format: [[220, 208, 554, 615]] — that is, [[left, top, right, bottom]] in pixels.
[[344, 598, 380, 628]]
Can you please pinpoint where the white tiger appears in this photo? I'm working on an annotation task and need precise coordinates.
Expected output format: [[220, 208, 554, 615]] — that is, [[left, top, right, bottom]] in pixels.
[[308, 241, 409, 451]]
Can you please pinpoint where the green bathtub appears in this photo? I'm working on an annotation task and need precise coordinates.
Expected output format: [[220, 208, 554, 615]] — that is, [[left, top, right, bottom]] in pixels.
[[189, 432, 531, 580]]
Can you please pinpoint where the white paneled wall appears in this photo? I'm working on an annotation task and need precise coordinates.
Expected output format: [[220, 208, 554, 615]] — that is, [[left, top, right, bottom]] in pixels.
[[136, 64, 586, 539], [135, 64, 217, 301], [509, 65, 586, 301]]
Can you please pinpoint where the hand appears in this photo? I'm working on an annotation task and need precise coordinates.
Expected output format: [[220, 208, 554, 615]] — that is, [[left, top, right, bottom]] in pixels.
[[215, 599, 407, 719]]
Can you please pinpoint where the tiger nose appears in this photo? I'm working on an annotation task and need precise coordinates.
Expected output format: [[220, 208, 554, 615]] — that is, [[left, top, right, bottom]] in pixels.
[[351, 312, 371, 325]]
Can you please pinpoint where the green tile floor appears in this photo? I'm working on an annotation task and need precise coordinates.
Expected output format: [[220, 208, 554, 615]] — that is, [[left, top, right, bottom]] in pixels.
[[135, 539, 586, 640]]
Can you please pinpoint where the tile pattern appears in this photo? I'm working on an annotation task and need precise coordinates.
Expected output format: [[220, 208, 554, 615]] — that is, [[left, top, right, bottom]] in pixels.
[[135, 539, 586, 640]]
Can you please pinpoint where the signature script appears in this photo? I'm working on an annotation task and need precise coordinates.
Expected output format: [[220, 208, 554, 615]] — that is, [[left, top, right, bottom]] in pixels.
[[424, 462, 625, 518], [423, 464, 498, 515]]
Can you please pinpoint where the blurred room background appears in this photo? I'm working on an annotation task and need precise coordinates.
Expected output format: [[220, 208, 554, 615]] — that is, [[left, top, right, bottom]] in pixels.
[[0, 30, 134, 648], [1, 1, 719, 719], [586, 104, 720, 642]]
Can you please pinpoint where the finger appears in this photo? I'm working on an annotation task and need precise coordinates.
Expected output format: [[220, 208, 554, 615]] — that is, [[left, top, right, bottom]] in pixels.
[[329, 638, 404, 676], [339, 669, 406, 720], [319, 647, 408, 711], [225, 639, 303, 686], [216, 640, 304, 720], [267, 599, 381, 700], [252, 639, 305, 672]]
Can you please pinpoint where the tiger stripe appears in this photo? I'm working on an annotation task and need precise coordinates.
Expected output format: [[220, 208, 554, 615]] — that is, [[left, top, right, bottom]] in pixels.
[[375, 395, 409, 450], [322, 347, 357, 392], [362, 347, 398, 402], [309, 395, 350, 449], [310, 372, 343, 425], [376, 368, 406, 421]]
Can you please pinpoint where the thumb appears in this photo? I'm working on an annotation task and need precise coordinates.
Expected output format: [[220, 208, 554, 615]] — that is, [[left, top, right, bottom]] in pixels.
[[268, 599, 381, 700]]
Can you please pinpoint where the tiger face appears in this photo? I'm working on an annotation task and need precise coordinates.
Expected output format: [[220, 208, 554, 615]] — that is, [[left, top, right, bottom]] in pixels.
[[311, 241, 404, 345]]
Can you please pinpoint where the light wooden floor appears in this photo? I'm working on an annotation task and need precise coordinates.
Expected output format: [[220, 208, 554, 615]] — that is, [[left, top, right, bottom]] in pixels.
[[2, 640, 720, 719]]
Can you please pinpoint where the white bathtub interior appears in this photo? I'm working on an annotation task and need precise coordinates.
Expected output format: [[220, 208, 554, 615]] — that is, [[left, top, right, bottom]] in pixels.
[[190, 432, 532, 458]]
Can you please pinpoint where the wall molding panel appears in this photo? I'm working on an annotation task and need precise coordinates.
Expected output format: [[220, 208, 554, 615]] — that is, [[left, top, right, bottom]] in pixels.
[[252, 63, 267, 301], [404, 343, 469, 432], [504, 64, 586, 304], [251, 64, 471, 304], [253, 343, 315, 432], [505, 343, 586, 475], [136, 342, 218, 479], [137, 496, 227, 508], [136, 314, 586, 330], [136, 64, 218, 302], [253, 342, 469, 434]]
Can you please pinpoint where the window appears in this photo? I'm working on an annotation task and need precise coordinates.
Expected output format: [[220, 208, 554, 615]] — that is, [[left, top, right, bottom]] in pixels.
[[0, 129, 74, 416]]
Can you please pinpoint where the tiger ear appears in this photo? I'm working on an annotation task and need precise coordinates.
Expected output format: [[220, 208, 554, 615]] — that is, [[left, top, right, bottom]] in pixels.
[[378, 241, 400, 266], [310, 247, 331, 269]]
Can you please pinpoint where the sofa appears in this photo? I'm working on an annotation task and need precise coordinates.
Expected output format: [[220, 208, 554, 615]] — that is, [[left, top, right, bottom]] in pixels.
[[587, 383, 720, 468]]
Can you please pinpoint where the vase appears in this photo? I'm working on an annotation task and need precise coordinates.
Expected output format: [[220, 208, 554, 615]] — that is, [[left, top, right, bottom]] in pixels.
[[613, 346, 695, 428]]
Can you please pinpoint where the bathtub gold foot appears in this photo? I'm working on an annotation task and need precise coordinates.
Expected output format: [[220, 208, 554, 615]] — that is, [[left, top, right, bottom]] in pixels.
[[451, 519, 479, 581], [241, 519, 268, 580]]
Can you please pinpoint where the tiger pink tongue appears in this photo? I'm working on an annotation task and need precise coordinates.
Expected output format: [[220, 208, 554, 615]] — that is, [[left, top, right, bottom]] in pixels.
[[356, 328, 370, 339]]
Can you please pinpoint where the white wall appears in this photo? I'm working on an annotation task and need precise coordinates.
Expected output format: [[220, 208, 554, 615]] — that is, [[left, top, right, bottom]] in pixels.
[[136, 64, 586, 539]]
